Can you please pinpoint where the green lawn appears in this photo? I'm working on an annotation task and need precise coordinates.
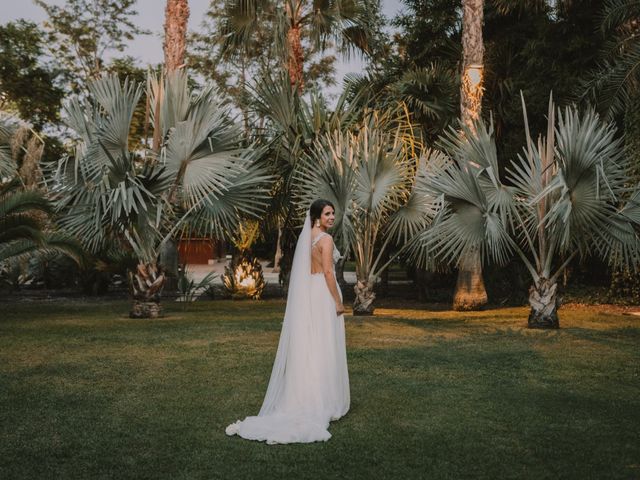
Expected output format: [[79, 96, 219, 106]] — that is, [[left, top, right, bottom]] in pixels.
[[1, 300, 639, 479]]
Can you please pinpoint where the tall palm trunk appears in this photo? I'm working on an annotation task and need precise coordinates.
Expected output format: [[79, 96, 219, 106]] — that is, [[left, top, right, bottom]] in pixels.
[[454, 0, 488, 311], [287, 24, 304, 89], [284, 1, 304, 90], [163, 0, 190, 73], [160, 1, 190, 297]]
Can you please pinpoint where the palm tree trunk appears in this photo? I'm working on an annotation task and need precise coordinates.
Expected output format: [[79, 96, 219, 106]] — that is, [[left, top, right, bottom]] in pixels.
[[453, 248, 488, 310], [454, 0, 488, 311], [460, 0, 485, 128], [353, 278, 376, 315], [528, 277, 559, 329], [163, 0, 190, 73], [129, 262, 166, 318], [287, 24, 304, 89]]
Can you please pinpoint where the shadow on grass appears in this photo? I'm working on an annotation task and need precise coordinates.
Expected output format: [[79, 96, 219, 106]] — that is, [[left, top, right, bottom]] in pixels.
[[1, 300, 639, 479]]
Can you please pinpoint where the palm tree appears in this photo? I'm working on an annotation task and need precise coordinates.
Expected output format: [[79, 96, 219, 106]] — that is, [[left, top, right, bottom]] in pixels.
[[246, 71, 363, 287], [453, 0, 488, 311], [408, 95, 640, 328], [221, 0, 372, 89], [0, 114, 82, 267], [296, 110, 434, 315], [51, 72, 272, 317], [582, 0, 640, 117], [344, 62, 459, 142], [164, 0, 190, 72], [578, 0, 640, 305], [0, 180, 83, 265]]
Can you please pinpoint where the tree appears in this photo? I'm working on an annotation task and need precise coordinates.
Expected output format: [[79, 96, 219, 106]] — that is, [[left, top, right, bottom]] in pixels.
[[581, 0, 640, 118], [244, 71, 364, 288], [580, 0, 640, 298], [409, 96, 640, 328], [296, 110, 434, 315], [344, 63, 458, 144], [35, 0, 149, 93], [164, 0, 190, 72], [482, 0, 604, 160], [452, 0, 488, 311], [0, 113, 82, 266], [0, 21, 64, 130], [339, 0, 462, 145], [51, 73, 272, 317], [188, 0, 329, 128], [219, 0, 373, 90]]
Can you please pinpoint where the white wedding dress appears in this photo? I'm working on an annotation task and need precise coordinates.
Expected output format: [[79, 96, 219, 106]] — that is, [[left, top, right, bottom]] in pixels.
[[225, 212, 350, 444]]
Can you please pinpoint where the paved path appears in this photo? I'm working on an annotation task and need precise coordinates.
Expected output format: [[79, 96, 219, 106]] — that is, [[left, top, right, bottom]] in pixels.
[[183, 259, 358, 285]]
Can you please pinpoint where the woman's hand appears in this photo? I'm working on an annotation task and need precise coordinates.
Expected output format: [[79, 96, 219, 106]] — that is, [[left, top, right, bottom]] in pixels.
[[336, 302, 345, 316]]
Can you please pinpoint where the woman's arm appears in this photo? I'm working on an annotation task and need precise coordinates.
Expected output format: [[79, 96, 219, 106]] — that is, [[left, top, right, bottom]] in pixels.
[[319, 236, 345, 315]]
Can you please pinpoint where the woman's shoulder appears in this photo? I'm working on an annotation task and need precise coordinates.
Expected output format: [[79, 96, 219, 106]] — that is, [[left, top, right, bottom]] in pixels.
[[312, 231, 333, 246]]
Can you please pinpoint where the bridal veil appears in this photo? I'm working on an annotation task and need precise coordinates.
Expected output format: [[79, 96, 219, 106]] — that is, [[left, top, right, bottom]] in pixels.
[[225, 211, 349, 444]]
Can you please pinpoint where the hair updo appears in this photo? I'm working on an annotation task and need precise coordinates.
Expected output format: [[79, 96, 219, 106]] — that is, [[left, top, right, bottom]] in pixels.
[[309, 199, 335, 226]]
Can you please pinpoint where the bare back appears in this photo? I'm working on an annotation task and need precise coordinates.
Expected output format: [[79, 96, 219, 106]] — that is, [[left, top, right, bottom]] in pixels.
[[311, 231, 331, 274]]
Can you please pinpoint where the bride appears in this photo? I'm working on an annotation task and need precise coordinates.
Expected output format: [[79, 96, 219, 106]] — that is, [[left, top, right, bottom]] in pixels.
[[225, 199, 350, 444]]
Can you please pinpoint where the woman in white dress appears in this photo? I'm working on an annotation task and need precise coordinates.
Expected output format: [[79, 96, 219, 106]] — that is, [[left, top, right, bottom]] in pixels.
[[225, 199, 350, 444]]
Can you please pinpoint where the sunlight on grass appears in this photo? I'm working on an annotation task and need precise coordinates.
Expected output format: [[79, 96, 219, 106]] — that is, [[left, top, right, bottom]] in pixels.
[[1, 300, 639, 479]]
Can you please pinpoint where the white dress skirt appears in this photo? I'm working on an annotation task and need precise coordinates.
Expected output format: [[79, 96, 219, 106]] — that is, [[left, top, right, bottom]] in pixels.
[[226, 230, 349, 444]]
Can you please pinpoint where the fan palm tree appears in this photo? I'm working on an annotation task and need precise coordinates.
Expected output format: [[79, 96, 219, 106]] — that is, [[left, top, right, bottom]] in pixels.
[[408, 95, 640, 328], [246, 71, 363, 286], [221, 0, 372, 89], [296, 110, 435, 315], [51, 72, 272, 317]]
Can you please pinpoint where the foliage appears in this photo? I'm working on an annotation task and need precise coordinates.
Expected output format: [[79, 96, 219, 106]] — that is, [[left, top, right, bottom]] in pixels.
[[407, 96, 640, 326], [345, 62, 458, 143], [49, 72, 273, 274], [390, 1, 605, 158], [222, 254, 265, 299], [243, 71, 364, 286], [0, 113, 83, 267], [35, 0, 149, 93], [344, 0, 460, 143], [177, 268, 217, 307], [296, 109, 435, 314], [581, 0, 640, 118], [188, 0, 332, 113], [393, 0, 462, 69], [215, 0, 375, 88], [482, 0, 605, 159], [0, 21, 64, 130], [229, 220, 262, 253]]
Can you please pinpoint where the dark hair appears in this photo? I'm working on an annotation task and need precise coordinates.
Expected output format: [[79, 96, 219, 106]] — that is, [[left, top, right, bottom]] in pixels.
[[310, 199, 335, 225]]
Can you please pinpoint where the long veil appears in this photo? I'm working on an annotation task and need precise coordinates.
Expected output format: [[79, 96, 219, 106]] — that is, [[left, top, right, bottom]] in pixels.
[[226, 209, 348, 443], [258, 211, 312, 415]]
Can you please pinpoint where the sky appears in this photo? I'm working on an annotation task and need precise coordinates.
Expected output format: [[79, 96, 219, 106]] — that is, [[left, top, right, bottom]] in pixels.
[[2, 0, 405, 93]]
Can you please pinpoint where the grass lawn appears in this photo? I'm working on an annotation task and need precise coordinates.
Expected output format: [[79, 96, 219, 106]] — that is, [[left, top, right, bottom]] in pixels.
[[1, 299, 639, 479]]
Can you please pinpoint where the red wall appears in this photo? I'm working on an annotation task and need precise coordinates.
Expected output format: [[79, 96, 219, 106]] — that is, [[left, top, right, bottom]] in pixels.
[[177, 238, 214, 265]]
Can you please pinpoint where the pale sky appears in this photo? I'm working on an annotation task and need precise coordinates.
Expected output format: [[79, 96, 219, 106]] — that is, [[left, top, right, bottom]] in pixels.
[[1, 0, 405, 93]]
